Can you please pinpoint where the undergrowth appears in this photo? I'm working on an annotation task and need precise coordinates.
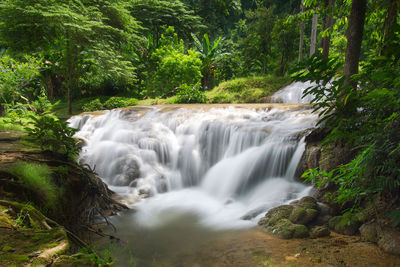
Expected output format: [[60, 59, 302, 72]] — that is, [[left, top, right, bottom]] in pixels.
[[10, 162, 58, 208]]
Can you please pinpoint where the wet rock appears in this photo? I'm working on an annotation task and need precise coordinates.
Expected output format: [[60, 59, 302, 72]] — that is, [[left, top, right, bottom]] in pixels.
[[269, 219, 309, 239], [75, 137, 87, 149], [377, 227, 400, 255], [259, 197, 322, 239], [297, 196, 319, 210], [360, 222, 378, 243], [328, 215, 361, 235], [258, 205, 294, 227], [110, 156, 141, 186], [310, 225, 330, 238]]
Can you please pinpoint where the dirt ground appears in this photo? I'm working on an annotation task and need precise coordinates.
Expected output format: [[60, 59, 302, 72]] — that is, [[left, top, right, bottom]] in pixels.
[[164, 228, 400, 267]]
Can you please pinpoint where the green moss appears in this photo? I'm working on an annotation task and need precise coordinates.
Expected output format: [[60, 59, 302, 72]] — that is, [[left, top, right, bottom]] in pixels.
[[0, 254, 30, 263], [9, 162, 58, 207], [206, 75, 291, 103]]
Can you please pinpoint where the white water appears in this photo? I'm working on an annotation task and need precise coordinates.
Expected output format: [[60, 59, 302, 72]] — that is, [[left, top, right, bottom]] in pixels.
[[69, 104, 318, 230], [271, 81, 316, 103]]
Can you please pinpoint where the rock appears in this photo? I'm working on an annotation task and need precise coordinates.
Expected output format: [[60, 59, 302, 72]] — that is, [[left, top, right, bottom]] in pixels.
[[297, 196, 319, 210], [377, 227, 400, 255], [310, 225, 330, 238], [241, 205, 269, 220], [314, 214, 332, 226], [110, 156, 141, 186], [258, 205, 293, 227], [267, 219, 309, 239], [292, 224, 309, 238], [328, 215, 361, 235], [289, 206, 307, 224], [75, 137, 87, 149], [360, 222, 379, 243]]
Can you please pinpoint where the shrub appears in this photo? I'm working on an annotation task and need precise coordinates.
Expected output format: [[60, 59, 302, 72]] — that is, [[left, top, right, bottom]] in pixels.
[[175, 84, 206, 104], [10, 162, 57, 206], [103, 97, 138, 109], [82, 99, 104, 112], [25, 114, 79, 159]]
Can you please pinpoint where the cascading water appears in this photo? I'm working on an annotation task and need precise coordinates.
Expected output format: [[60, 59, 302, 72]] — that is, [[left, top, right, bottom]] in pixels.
[[70, 104, 317, 227], [69, 100, 318, 265]]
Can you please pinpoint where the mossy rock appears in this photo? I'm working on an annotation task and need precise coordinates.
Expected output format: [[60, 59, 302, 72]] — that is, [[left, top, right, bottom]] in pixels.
[[310, 225, 330, 238], [267, 219, 309, 239], [297, 196, 319, 210], [328, 215, 361, 235], [289, 206, 318, 225], [258, 205, 293, 227], [360, 223, 378, 243]]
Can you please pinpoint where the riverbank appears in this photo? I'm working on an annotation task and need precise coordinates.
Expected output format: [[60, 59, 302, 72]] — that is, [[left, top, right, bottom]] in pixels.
[[0, 130, 126, 265]]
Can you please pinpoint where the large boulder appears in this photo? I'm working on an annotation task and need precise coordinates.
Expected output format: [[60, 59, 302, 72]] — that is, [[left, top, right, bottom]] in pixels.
[[377, 227, 400, 255], [310, 225, 330, 238], [328, 215, 361, 235]]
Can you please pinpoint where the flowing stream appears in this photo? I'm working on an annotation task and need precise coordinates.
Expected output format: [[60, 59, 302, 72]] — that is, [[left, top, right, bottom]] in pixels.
[[69, 83, 318, 266]]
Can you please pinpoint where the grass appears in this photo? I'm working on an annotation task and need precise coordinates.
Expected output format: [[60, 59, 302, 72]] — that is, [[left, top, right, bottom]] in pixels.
[[0, 116, 32, 132], [206, 75, 291, 103], [9, 162, 58, 206]]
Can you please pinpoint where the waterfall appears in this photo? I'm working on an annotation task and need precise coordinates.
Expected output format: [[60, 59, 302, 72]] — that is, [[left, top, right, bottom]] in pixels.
[[69, 104, 318, 229], [271, 81, 316, 103]]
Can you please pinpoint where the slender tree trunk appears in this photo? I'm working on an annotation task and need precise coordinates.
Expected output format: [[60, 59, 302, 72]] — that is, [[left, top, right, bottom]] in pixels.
[[382, 0, 399, 54], [46, 75, 54, 100], [298, 1, 305, 62], [322, 0, 335, 59], [343, 0, 367, 88], [310, 13, 318, 56], [279, 46, 285, 76]]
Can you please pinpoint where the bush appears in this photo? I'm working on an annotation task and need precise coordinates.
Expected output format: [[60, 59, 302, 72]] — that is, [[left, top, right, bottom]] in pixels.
[[82, 99, 104, 112], [25, 114, 79, 159], [175, 84, 206, 103], [10, 162, 57, 206], [103, 97, 138, 109], [143, 27, 202, 97], [0, 55, 43, 106]]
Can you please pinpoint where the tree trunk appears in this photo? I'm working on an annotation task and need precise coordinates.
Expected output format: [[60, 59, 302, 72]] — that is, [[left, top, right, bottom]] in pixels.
[[46, 75, 54, 100], [322, 0, 335, 59], [310, 13, 318, 56], [279, 40, 285, 76], [382, 0, 399, 54], [298, 1, 305, 62], [343, 0, 367, 88]]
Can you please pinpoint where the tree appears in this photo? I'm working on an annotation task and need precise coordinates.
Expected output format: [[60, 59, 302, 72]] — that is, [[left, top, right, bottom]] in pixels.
[[298, 0, 305, 62], [0, 0, 138, 114], [322, 0, 335, 58], [310, 12, 318, 56], [192, 33, 227, 89], [343, 0, 367, 88], [128, 0, 204, 44]]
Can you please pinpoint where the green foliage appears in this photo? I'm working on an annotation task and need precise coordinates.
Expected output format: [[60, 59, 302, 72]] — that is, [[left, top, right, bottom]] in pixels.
[[302, 146, 373, 207], [0, 0, 139, 113], [104, 97, 139, 109], [10, 162, 57, 206], [0, 55, 44, 107], [25, 115, 79, 159], [129, 0, 204, 43], [175, 84, 206, 103], [192, 33, 228, 89], [298, 24, 400, 222], [144, 27, 202, 97], [82, 97, 139, 111], [82, 99, 104, 112]]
